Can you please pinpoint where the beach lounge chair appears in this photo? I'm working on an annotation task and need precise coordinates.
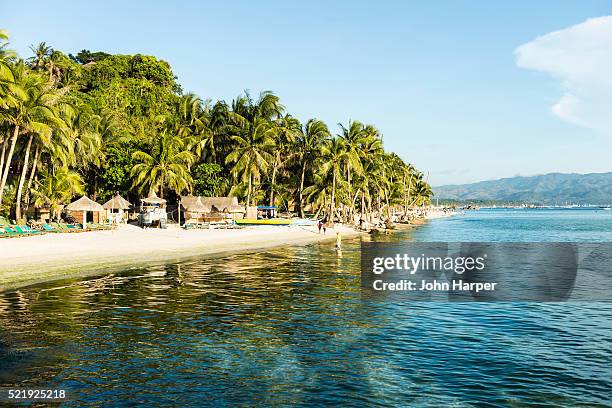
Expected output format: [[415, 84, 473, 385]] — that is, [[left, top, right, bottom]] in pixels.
[[0, 228, 17, 238], [3, 227, 24, 237], [42, 223, 62, 233], [12, 225, 42, 236], [89, 223, 111, 230], [67, 223, 85, 232], [52, 222, 80, 233], [19, 225, 46, 235]]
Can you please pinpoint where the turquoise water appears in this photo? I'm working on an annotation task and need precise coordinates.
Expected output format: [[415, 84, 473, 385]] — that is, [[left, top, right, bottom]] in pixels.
[[0, 209, 611, 407]]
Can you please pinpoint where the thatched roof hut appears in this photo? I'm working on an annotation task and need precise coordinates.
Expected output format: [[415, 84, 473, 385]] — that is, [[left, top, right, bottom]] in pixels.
[[103, 194, 132, 210], [66, 196, 104, 212], [181, 196, 243, 213], [202, 197, 244, 213], [66, 196, 105, 228], [142, 191, 166, 205], [182, 196, 211, 214]]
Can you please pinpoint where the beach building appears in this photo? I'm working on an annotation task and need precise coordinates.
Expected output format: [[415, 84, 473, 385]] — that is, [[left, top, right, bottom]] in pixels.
[[180, 196, 211, 224], [180, 196, 245, 221], [103, 193, 133, 224], [65, 195, 105, 228], [139, 192, 167, 228]]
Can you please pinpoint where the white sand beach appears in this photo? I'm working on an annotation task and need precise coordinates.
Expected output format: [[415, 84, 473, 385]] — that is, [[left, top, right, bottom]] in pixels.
[[0, 224, 361, 291]]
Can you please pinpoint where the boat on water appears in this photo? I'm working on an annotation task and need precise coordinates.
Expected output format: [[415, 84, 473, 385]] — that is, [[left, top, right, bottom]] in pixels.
[[235, 218, 293, 226]]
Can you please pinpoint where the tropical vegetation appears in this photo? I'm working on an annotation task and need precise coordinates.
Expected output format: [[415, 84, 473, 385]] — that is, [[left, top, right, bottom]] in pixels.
[[0, 30, 431, 224]]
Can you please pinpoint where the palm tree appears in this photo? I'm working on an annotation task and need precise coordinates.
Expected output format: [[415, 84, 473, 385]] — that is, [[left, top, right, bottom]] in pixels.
[[303, 171, 332, 219], [225, 118, 275, 206], [0, 62, 63, 217], [28, 42, 52, 71], [31, 166, 84, 221], [319, 137, 348, 224], [338, 120, 367, 187], [223, 91, 284, 207], [269, 114, 299, 206], [0, 29, 16, 106], [131, 130, 195, 198], [295, 119, 329, 217], [412, 178, 432, 207], [200, 100, 231, 165]]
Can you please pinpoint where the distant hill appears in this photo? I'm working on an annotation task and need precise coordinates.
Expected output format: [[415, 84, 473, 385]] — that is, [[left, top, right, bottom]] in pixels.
[[434, 172, 612, 205]]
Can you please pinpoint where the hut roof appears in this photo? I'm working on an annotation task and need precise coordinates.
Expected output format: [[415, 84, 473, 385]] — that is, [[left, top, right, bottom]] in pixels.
[[182, 196, 211, 213], [103, 194, 132, 210], [66, 196, 105, 212], [142, 191, 167, 204], [203, 197, 243, 213], [181, 196, 244, 213]]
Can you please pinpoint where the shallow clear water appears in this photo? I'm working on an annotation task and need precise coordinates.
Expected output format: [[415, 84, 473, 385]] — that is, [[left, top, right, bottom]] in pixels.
[[0, 209, 611, 407]]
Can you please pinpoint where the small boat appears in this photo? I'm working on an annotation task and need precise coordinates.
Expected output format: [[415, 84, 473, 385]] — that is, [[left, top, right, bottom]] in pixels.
[[235, 218, 293, 226]]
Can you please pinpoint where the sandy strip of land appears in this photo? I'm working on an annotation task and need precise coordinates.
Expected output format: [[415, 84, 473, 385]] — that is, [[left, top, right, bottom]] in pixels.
[[425, 210, 461, 219], [0, 224, 361, 292]]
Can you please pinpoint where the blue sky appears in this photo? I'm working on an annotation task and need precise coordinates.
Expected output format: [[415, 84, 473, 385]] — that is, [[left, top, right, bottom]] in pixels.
[[3, 0, 612, 185]]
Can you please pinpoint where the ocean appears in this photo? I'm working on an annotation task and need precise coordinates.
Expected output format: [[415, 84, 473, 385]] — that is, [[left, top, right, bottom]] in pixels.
[[1, 209, 610, 407]]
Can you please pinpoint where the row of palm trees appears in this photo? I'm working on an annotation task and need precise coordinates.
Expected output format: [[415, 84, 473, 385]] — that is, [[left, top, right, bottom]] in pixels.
[[130, 91, 432, 223], [1, 33, 432, 224]]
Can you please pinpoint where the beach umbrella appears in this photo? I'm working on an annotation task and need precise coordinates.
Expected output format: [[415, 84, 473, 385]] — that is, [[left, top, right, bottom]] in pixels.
[[142, 191, 167, 205], [66, 195, 104, 229], [103, 194, 132, 210]]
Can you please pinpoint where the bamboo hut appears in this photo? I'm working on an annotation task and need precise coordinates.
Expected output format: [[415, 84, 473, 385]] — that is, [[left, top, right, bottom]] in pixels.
[[180, 196, 211, 224], [66, 196, 105, 228], [103, 193, 132, 224]]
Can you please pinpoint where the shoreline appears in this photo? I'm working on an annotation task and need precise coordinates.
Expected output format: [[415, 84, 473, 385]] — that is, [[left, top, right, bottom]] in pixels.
[[0, 224, 362, 293]]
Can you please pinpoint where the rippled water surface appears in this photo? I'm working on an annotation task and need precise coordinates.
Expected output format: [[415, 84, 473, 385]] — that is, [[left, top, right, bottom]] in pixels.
[[1, 209, 611, 406]]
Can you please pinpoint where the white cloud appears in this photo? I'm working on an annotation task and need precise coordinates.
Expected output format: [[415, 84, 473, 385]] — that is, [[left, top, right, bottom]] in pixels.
[[515, 16, 612, 131]]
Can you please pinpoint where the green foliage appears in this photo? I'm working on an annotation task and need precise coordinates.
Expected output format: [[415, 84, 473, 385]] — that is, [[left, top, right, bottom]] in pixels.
[[92, 142, 140, 202], [129, 55, 174, 86], [130, 130, 195, 197], [69, 49, 111, 64], [192, 163, 229, 197]]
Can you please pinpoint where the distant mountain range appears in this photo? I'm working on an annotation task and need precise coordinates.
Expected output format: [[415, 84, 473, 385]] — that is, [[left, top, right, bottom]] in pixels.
[[434, 172, 612, 205]]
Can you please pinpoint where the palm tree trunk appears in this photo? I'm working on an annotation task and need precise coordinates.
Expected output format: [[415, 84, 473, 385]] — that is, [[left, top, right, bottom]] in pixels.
[[298, 160, 306, 218], [0, 125, 20, 207], [247, 172, 252, 207], [406, 174, 413, 212], [360, 190, 365, 221], [313, 204, 322, 220], [269, 157, 278, 207], [15, 134, 34, 220], [0, 133, 7, 183], [24, 144, 40, 209], [329, 170, 336, 226], [349, 190, 360, 225]]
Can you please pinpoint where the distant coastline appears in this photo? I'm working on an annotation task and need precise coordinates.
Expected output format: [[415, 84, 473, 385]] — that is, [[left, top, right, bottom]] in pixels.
[[434, 172, 612, 206]]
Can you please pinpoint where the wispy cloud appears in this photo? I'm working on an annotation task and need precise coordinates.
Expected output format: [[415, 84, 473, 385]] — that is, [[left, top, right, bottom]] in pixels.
[[515, 16, 612, 132]]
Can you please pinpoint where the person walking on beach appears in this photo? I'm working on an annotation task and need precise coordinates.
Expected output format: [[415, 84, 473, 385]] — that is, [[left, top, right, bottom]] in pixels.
[[323, 221, 327, 235], [318, 220, 323, 234]]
